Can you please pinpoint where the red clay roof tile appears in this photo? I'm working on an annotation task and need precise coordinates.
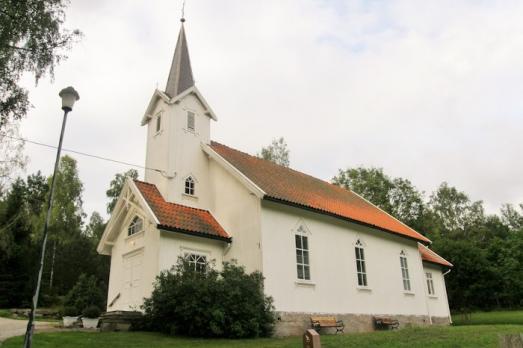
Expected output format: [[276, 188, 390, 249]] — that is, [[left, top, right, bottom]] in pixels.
[[210, 141, 430, 244], [418, 244, 453, 268], [134, 180, 230, 241]]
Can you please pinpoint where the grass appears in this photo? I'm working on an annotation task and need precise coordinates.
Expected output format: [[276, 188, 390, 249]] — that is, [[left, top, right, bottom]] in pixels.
[[3, 325, 523, 348], [452, 310, 523, 326]]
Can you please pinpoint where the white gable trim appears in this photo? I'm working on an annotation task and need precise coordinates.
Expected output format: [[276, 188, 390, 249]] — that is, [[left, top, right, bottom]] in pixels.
[[97, 178, 159, 255], [202, 143, 265, 199], [141, 87, 217, 126]]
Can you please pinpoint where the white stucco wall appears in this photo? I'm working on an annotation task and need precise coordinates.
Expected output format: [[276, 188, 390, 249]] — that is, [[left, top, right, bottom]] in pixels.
[[260, 200, 443, 317], [208, 160, 263, 273], [158, 231, 225, 272], [423, 263, 452, 319], [106, 204, 160, 312]]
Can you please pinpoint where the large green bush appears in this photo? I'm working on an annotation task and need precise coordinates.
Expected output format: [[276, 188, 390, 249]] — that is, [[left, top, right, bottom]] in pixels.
[[64, 274, 105, 315], [142, 258, 275, 338]]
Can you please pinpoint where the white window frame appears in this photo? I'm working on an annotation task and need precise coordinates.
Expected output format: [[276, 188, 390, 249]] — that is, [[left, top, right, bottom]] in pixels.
[[184, 176, 195, 196], [400, 250, 411, 292], [127, 216, 144, 236], [355, 240, 368, 287], [187, 111, 195, 131], [184, 252, 207, 273], [295, 227, 311, 281], [426, 272, 435, 295]]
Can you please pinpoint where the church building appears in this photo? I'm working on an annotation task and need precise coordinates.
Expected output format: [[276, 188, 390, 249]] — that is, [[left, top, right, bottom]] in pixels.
[[97, 20, 453, 335]]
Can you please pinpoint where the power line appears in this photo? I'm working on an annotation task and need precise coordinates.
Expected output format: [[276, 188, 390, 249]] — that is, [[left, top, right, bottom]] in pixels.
[[3, 135, 174, 178]]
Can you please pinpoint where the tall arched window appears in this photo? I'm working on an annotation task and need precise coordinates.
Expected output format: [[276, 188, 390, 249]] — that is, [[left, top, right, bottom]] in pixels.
[[400, 250, 411, 291], [185, 176, 195, 195], [355, 240, 367, 287]]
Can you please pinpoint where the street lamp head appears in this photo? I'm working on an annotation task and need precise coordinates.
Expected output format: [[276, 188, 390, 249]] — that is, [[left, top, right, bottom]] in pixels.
[[59, 86, 80, 112]]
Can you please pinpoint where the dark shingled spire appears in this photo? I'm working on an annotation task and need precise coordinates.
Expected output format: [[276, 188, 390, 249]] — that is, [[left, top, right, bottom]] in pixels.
[[165, 21, 194, 98]]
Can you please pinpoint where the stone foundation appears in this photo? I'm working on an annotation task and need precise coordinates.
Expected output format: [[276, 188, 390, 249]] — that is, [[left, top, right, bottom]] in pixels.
[[99, 311, 143, 332], [274, 311, 451, 336]]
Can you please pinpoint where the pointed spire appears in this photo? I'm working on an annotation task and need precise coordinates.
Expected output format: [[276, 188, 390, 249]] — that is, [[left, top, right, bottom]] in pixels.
[[165, 19, 194, 98]]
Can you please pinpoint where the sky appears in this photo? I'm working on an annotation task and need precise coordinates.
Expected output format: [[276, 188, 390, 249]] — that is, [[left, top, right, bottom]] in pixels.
[[16, 0, 523, 220]]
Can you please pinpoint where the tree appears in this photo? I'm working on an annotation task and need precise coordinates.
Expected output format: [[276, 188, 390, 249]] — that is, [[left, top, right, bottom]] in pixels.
[[142, 258, 275, 338], [0, 177, 40, 307], [427, 182, 485, 237], [258, 137, 290, 167], [85, 211, 105, 241], [332, 167, 425, 230], [0, 0, 81, 128], [0, 122, 27, 193], [500, 203, 523, 232], [106, 169, 138, 214], [333, 167, 394, 212]]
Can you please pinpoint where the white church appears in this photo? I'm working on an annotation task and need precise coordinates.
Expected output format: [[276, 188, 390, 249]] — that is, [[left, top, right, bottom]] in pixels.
[[97, 20, 453, 335]]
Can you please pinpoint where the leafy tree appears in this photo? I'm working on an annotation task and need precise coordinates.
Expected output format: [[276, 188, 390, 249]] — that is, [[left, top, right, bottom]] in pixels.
[[332, 167, 424, 230], [0, 178, 39, 307], [500, 203, 523, 232], [85, 211, 105, 241], [427, 182, 485, 237], [258, 137, 290, 167], [142, 258, 275, 338], [106, 169, 138, 213], [64, 273, 105, 314], [0, 0, 81, 128], [0, 122, 27, 193]]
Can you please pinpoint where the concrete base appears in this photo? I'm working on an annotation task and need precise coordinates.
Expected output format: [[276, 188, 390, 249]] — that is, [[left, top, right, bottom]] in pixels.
[[273, 311, 451, 336]]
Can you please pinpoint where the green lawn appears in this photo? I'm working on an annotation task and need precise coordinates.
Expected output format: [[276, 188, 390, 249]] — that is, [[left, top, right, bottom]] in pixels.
[[452, 310, 523, 326], [3, 325, 523, 348]]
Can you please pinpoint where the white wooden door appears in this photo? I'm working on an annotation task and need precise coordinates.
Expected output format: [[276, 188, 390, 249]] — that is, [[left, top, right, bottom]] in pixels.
[[122, 251, 143, 310]]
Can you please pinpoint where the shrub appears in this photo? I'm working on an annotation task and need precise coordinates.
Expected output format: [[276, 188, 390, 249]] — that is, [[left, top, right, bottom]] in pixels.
[[142, 258, 275, 338], [63, 306, 79, 317], [64, 274, 105, 313], [82, 305, 101, 318]]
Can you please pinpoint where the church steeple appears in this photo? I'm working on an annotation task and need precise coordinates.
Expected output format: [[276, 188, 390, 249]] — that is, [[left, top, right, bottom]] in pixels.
[[165, 19, 194, 98]]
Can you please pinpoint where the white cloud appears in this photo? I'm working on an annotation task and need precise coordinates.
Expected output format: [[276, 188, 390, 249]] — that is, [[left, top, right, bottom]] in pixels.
[[19, 0, 523, 218]]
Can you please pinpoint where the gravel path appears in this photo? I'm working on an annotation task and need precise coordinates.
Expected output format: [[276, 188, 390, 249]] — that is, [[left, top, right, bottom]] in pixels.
[[0, 317, 58, 343]]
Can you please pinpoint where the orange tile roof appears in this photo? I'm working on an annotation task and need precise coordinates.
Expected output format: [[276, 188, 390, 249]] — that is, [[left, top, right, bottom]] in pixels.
[[210, 141, 431, 244], [418, 244, 453, 268], [134, 180, 231, 242]]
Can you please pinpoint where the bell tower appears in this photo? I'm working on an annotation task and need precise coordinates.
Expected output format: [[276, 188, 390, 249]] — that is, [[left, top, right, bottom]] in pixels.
[[141, 19, 217, 209]]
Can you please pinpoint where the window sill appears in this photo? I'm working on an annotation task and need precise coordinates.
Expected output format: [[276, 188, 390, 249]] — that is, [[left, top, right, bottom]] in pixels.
[[428, 295, 438, 299], [295, 280, 315, 287], [182, 193, 198, 200], [403, 291, 415, 296], [183, 128, 198, 135], [356, 286, 372, 292]]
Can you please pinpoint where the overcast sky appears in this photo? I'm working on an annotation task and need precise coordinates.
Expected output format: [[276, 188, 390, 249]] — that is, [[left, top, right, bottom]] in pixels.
[[18, 0, 523, 220]]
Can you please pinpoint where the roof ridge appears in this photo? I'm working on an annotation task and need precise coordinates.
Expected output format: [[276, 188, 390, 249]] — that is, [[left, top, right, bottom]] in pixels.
[[210, 140, 345, 190]]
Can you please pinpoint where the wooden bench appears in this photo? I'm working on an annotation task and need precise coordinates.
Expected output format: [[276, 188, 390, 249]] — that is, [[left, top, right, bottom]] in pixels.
[[310, 316, 344, 334], [373, 316, 399, 330]]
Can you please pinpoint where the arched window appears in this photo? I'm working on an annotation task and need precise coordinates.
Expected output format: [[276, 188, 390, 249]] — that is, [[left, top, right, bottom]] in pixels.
[[128, 216, 143, 236], [295, 225, 310, 281], [185, 176, 195, 196], [355, 240, 367, 287]]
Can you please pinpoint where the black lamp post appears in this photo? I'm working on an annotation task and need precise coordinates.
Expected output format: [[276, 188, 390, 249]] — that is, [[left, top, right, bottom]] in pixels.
[[23, 87, 80, 348]]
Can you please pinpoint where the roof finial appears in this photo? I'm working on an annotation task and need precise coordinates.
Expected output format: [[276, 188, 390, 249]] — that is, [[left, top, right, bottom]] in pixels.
[[180, 0, 186, 22]]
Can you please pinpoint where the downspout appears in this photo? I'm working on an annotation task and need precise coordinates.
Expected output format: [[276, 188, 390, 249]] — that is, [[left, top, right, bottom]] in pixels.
[[442, 269, 453, 324]]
